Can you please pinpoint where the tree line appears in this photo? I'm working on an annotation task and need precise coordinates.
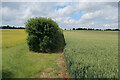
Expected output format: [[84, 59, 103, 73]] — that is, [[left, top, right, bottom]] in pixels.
[[0, 25, 119, 31], [64, 28, 119, 31], [0, 25, 25, 29]]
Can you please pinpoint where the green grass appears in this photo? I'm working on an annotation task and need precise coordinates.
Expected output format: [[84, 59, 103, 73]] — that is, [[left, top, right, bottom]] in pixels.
[[2, 29, 60, 78], [63, 30, 118, 78]]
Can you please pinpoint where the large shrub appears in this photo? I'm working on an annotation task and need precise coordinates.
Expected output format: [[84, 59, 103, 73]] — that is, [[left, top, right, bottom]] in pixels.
[[25, 17, 65, 53]]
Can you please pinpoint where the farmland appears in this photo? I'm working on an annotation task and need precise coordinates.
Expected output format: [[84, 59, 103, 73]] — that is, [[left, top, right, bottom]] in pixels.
[[1, 29, 118, 78], [64, 30, 118, 78]]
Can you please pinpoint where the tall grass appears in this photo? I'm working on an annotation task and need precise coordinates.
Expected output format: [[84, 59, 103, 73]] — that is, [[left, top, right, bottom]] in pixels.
[[2, 29, 27, 48], [2, 29, 60, 78]]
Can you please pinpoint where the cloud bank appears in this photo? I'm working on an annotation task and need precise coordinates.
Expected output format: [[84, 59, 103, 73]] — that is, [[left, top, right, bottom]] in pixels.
[[2, 2, 118, 29]]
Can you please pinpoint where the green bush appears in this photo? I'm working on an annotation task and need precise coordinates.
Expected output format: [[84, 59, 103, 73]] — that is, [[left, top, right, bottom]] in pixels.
[[25, 17, 65, 53], [27, 35, 40, 52]]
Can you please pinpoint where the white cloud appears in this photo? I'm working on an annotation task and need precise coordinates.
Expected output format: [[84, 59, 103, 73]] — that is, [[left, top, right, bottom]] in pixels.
[[2, 0, 120, 2], [56, 5, 73, 16], [104, 24, 110, 28], [81, 10, 103, 21], [20, 8, 32, 19], [2, 2, 118, 29]]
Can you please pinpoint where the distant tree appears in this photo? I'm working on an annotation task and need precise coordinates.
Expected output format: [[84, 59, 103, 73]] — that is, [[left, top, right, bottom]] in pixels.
[[73, 28, 75, 30], [105, 29, 112, 31], [114, 29, 119, 31], [7, 25, 10, 29], [70, 29, 71, 30], [88, 28, 93, 30], [0, 25, 25, 29], [95, 29, 101, 31], [76, 28, 87, 30], [76, 28, 81, 30], [65, 29, 66, 30], [13, 26, 15, 29]]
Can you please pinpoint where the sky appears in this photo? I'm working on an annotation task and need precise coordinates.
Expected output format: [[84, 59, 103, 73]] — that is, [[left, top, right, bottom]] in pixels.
[[1, 1, 119, 29]]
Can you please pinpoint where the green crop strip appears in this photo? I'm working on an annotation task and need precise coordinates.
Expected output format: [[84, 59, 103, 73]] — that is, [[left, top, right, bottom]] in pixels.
[[63, 30, 118, 78]]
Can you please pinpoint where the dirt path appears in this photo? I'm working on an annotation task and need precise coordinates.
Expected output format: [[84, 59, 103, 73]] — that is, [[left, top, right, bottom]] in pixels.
[[31, 52, 70, 78], [56, 52, 70, 78]]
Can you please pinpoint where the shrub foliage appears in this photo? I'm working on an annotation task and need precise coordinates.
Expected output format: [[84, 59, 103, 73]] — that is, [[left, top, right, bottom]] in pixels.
[[25, 17, 65, 53]]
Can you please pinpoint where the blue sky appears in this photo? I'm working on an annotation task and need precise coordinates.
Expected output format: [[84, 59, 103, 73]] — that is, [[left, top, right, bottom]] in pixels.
[[69, 11, 82, 20], [2, 2, 118, 29], [53, 4, 83, 20], [53, 5, 68, 10]]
